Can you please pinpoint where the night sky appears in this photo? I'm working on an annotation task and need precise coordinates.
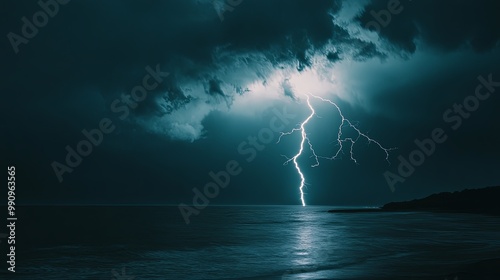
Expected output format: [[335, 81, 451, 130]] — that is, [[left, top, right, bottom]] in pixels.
[[2, 0, 500, 206]]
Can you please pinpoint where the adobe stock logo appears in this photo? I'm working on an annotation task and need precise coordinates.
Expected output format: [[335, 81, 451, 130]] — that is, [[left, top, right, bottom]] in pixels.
[[51, 64, 169, 183], [213, 0, 244, 21], [111, 267, 135, 280], [179, 106, 296, 224], [384, 74, 499, 192], [364, 0, 405, 34], [7, 0, 71, 54]]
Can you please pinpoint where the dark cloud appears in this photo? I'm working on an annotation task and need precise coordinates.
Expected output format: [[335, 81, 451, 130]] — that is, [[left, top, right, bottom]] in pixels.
[[2, 0, 500, 206], [4, 0, 344, 89], [356, 0, 500, 53], [3, 0, 365, 140]]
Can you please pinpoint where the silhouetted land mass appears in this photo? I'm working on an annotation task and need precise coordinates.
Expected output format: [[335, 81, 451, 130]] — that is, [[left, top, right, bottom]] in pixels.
[[329, 186, 500, 278], [382, 186, 500, 214], [329, 186, 500, 215]]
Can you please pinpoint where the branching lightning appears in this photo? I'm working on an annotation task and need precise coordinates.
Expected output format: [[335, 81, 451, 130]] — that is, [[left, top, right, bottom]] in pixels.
[[278, 93, 395, 206], [277, 95, 317, 206], [311, 94, 395, 164]]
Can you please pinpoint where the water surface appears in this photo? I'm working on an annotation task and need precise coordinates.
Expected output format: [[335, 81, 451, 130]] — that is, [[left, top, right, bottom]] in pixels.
[[2, 206, 499, 279]]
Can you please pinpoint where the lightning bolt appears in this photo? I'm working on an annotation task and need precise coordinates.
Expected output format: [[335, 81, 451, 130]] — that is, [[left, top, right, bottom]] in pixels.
[[310, 94, 395, 164], [278, 93, 395, 206], [277, 95, 317, 206]]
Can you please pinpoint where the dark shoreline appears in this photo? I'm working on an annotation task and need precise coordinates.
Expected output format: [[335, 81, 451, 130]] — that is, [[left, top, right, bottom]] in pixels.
[[329, 186, 500, 215], [328, 186, 500, 279]]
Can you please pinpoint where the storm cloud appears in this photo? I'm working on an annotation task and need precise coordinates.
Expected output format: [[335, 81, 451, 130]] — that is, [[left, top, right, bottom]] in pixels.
[[3, 0, 500, 205]]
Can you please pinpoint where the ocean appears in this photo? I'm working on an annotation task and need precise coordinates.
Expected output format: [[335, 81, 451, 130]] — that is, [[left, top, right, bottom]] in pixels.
[[1, 205, 499, 279]]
